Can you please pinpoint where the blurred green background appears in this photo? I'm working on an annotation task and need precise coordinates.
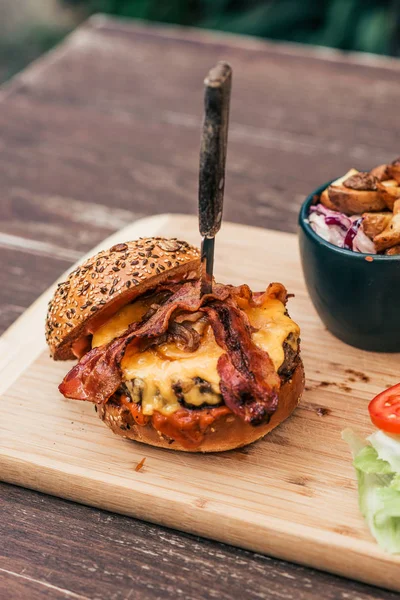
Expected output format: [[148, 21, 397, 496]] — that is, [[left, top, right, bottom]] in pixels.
[[1, 0, 399, 83]]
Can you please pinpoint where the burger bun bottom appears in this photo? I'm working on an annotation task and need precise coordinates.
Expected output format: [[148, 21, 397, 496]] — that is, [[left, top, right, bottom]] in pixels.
[[97, 361, 304, 453]]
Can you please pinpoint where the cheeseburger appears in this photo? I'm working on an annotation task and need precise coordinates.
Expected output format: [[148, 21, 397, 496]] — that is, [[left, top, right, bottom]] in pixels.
[[46, 237, 304, 452]]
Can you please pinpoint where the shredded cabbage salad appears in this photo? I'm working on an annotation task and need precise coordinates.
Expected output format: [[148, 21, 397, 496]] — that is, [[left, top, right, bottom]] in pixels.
[[308, 204, 376, 254], [343, 429, 400, 553]]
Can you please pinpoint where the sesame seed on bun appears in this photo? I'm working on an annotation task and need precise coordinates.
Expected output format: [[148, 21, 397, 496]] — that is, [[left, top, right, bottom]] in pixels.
[[46, 238, 200, 360]]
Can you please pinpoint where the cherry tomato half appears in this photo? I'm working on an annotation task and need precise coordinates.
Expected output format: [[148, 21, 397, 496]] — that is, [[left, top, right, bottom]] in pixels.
[[368, 383, 400, 434]]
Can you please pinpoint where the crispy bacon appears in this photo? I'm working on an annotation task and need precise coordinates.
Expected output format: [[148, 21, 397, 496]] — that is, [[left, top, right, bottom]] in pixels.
[[59, 280, 287, 426], [59, 337, 132, 404], [247, 282, 288, 307], [202, 302, 280, 424]]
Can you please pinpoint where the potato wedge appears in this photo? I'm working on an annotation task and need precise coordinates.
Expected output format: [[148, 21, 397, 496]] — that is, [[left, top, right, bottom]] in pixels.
[[328, 187, 386, 215], [374, 212, 400, 252], [320, 188, 338, 211], [393, 199, 400, 215], [382, 179, 398, 188], [385, 245, 400, 256], [370, 164, 390, 181], [320, 168, 358, 211], [387, 158, 400, 184], [362, 212, 392, 240], [328, 173, 386, 215], [376, 180, 400, 211]]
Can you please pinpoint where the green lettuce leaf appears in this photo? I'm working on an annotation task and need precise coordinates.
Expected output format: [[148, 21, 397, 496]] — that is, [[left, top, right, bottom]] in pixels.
[[353, 445, 392, 475], [390, 474, 400, 491], [342, 429, 400, 554], [368, 430, 400, 473]]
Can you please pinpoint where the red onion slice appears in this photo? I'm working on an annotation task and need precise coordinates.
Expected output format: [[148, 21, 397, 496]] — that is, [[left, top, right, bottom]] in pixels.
[[343, 218, 362, 250]]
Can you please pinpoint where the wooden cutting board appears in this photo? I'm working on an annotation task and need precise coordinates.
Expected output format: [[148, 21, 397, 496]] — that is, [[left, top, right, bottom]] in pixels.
[[1, 214, 399, 591]]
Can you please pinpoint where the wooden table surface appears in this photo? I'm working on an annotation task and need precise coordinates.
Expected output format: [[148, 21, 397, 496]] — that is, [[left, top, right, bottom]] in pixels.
[[1, 15, 399, 600]]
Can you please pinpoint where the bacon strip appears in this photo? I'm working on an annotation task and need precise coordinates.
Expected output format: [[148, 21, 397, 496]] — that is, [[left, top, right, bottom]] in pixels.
[[202, 302, 280, 424], [59, 281, 287, 425]]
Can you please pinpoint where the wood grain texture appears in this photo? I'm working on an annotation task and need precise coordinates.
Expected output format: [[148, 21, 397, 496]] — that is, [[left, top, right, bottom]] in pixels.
[[1, 15, 400, 599], [1, 16, 400, 249], [2, 484, 397, 600], [1, 214, 400, 593]]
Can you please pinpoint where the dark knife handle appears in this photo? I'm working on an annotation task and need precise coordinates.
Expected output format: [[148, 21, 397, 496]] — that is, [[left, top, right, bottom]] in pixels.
[[198, 62, 232, 238]]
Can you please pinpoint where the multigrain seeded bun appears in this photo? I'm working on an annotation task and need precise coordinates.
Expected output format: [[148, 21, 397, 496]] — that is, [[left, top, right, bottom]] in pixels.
[[46, 238, 200, 360], [98, 362, 305, 453]]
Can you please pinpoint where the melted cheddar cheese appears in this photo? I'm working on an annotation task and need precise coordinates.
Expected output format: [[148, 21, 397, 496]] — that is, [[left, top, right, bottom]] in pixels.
[[92, 300, 150, 347], [91, 296, 300, 416]]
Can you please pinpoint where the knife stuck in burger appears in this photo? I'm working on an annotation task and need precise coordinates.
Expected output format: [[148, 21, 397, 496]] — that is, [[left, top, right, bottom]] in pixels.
[[45, 63, 304, 452]]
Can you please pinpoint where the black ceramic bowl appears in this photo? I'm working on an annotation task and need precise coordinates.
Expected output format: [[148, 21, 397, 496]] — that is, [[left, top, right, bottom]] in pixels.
[[299, 181, 400, 352]]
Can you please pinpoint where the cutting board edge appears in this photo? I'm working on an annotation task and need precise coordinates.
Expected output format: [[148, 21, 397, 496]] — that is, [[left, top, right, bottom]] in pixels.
[[2, 452, 399, 593]]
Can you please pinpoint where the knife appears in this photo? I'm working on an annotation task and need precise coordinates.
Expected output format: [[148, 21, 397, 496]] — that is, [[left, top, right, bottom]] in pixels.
[[198, 61, 232, 296]]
